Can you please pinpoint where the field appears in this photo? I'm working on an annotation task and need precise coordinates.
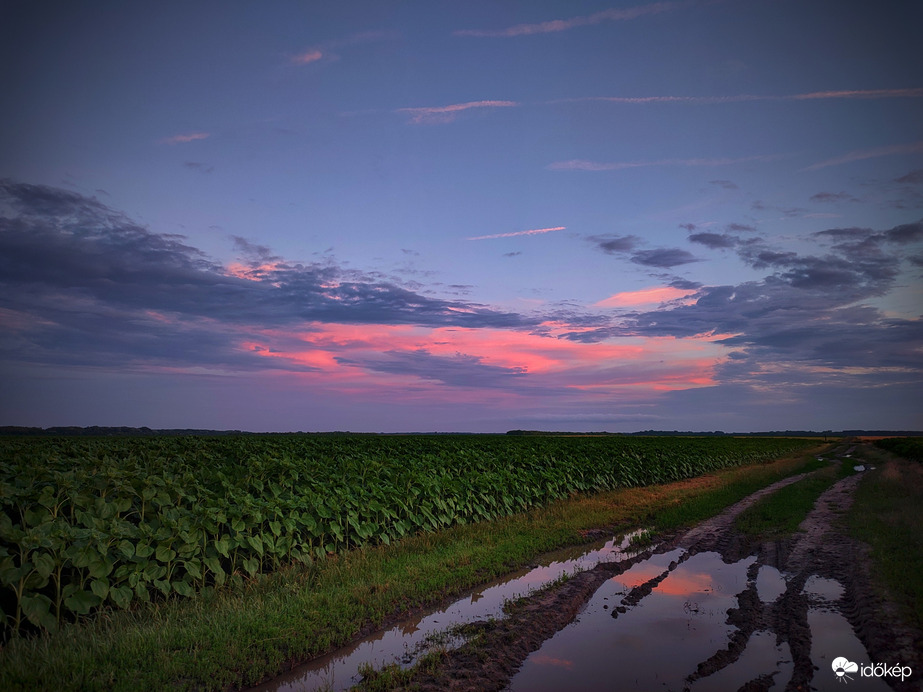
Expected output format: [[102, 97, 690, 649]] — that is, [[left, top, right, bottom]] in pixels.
[[0, 434, 817, 638]]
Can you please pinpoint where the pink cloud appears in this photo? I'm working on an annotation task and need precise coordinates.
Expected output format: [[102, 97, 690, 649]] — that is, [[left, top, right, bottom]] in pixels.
[[804, 140, 923, 171], [232, 321, 728, 402], [548, 155, 782, 171], [160, 132, 210, 145], [291, 49, 323, 65], [596, 286, 697, 308], [468, 226, 566, 241], [555, 87, 923, 106], [396, 100, 518, 125], [455, 2, 680, 37]]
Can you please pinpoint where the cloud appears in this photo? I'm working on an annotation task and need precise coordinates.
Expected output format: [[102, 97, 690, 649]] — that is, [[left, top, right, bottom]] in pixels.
[[631, 248, 699, 268], [160, 132, 210, 145], [455, 2, 681, 37], [547, 155, 781, 171], [804, 141, 923, 171], [291, 49, 323, 65], [588, 234, 641, 254], [553, 88, 923, 106], [468, 226, 565, 241], [0, 181, 538, 371], [709, 180, 738, 190], [810, 191, 859, 203], [596, 286, 697, 308], [335, 349, 528, 389], [895, 169, 923, 185], [688, 232, 738, 249], [396, 100, 518, 125], [184, 161, 214, 174]]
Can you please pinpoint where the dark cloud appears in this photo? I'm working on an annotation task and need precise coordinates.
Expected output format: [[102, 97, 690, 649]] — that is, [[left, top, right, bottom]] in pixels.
[[679, 223, 697, 231], [0, 181, 537, 370], [335, 349, 527, 388], [630, 248, 699, 268], [184, 161, 214, 174], [503, 251, 522, 257], [895, 169, 923, 185], [688, 232, 738, 249], [588, 234, 640, 254], [727, 223, 756, 232], [810, 191, 858, 203], [709, 180, 738, 190]]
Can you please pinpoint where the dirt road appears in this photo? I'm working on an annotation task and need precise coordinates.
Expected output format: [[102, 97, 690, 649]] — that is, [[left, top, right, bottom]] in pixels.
[[393, 442, 922, 692]]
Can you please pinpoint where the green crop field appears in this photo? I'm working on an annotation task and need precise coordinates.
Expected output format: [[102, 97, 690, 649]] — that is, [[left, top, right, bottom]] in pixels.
[[0, 434, 814, 637]]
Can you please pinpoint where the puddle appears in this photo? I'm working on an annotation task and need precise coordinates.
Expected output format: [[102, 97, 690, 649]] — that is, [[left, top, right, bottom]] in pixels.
[[755, 565, 786, 603], [507, 551, 753, 691], [689, 631, 792, 692], [803, 575, 845, 603], [808, 610, 891, 691], [253, 531, 649, 692]]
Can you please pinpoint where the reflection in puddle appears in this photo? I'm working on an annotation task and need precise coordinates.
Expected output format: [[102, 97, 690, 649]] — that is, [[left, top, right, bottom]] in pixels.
[[254, 531, 648, 692], [690, 631, 792, 692], [808, 610, 890, 692], [508, 551, 753, 691], [803, 575, 845, 603], [756, 565, 786, 603]]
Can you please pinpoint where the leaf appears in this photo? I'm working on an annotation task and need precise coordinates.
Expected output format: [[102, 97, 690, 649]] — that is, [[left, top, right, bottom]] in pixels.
[[88, 557, 113, 579], [173, 579, 195, 598], [213, 538, 231, 557], [65, 589, 101, 615], [153, 579, 171, 596], [117, 540, 135, 559], [155, 545, 177, 563], [21, 593, 57, 631], [242, 556, 260, 576], [33, 552, 56, 580], [110, 585, 133, 609], [245, 534, 264, 556], [90, 578, 109, 600]]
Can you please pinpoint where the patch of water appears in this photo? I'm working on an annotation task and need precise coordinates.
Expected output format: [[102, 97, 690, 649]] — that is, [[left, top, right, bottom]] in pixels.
[[253, 530, 649, 692], [808, 610, 891, 692], [755, 565, 786, 603], [803, 575, 845, 603], [506, 551, 753, 691], [690, 631, 792, 692]]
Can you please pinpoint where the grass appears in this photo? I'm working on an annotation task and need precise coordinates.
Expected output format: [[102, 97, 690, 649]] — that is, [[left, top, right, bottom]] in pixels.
[[733, 456, 847, 538], [0, 443, 828, 691], [846, 444, 923, 630]]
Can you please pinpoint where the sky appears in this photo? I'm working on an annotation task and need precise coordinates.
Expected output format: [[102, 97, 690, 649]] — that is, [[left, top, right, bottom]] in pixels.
[[1, 0, 922, 433]]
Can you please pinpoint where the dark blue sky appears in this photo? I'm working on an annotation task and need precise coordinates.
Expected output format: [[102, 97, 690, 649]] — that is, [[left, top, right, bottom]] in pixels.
[[1, 0, 921, 431]]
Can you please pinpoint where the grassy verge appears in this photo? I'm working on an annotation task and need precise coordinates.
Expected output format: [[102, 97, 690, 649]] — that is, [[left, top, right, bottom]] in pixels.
[[846, 444, 923, 630], [733, 457, 847, 538], [0, 444, 828, 691]]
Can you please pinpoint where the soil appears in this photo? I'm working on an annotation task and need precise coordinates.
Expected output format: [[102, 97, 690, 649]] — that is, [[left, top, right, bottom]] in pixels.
[[384, 442, 923, 692]]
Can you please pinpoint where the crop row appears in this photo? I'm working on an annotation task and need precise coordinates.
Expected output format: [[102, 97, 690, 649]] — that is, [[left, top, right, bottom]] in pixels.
[[0, 434, 814, 635]]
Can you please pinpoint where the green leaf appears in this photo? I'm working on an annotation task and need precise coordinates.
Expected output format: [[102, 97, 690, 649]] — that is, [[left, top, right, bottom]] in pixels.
[[22, 593, 57, 631], [88, 557, 113, 579], [153, 579, 171, 596], [117, 540, 135, 559], [213, 538, 230, 557], [65, 589, 101, 615], [110, 585, 133, 609], [155, 545, 176, 563], [173, 579, 195, 598], [33, 552, 55, 580], [242, 556, 260, 576], [90, 578, 109, 600]]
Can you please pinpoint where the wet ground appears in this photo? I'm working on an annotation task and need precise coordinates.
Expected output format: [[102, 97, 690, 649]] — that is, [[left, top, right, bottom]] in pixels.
[[251, 443, 922, 692], [254, 531, 651, 692]]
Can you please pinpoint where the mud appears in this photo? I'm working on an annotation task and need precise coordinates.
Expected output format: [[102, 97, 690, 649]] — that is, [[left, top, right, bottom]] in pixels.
[[380, 442, 922, 692]]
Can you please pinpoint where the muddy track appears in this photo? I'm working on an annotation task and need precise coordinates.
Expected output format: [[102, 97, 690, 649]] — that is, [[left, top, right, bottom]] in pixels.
[[393, 443, 922, 692]]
